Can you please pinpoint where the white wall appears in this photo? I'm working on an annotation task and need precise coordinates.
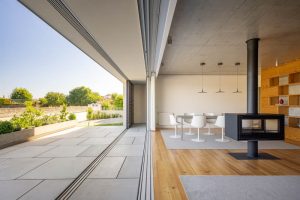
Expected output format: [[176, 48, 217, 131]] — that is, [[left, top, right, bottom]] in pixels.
[[133, 84, 146, 123], [156, 75, 248, 122]]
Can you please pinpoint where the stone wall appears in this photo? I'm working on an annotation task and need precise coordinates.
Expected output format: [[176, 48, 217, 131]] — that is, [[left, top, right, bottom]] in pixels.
[[0, 106, 88, 119]]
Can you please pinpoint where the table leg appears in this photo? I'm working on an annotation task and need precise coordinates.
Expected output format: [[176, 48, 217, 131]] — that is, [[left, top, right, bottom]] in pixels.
[[181, 118, 184, 140]]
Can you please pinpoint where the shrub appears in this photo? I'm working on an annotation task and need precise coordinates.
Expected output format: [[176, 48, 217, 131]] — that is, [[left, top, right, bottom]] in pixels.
[[60, 104, 68, 121], [39, 98, 48, 107], [67, 86, 101, 106], [0, 121, 15, 134], [68, 113, 76, 120], [10, 101, 43, 129], [0, 98, 13, 105], [45, 92, 66, 106], [10, 88, 33, 101], [87, 107, 93, 120]]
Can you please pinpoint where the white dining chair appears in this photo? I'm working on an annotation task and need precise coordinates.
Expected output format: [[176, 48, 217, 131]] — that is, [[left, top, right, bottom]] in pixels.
[[203, 113, 216, 135], [191, 115, 206, 142], [184, 113, 195, 135], [169, 114, 181, 138], [215, 115, 230, 142]]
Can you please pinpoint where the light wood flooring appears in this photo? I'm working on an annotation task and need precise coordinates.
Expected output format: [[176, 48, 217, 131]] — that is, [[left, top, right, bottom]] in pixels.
[[152, 129, 300, 200]]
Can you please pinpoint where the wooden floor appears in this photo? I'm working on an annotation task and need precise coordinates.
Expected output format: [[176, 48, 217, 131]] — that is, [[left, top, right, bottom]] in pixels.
[[152, 129, 300, 200]]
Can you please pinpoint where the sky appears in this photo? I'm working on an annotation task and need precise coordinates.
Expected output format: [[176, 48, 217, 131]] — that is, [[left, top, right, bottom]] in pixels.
[[0, 0, 123, 98]]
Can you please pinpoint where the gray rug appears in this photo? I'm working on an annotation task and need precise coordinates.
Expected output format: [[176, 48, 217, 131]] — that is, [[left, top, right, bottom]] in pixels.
[[161, 130, 300, 149], [180, 175, 300, 200]]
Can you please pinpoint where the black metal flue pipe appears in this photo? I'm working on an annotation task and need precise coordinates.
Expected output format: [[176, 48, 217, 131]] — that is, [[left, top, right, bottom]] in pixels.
[[246, 38, 260, 158]]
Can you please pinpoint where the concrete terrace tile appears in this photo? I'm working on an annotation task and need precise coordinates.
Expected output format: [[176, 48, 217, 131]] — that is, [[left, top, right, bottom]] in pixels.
[[20, 157, 94, 179], [132, 136, 145, 145], [19, 179, 73, 200], [21, 138, 60, 146], [0, 158, 51, 180], [123, 131, 146, 137], [0, 180, 42, 200], [117, 137, 134, 145], [0, 145, 27, 156], [37, 146, 90, 158], [69, 179, 139, 200], [107, 145, 144, 157], [88, 157, 125, 178], [0, 146, 55, 158], [48, 138, 87, 146], [79, 131, 109, 138], [80, 137, 116, 145], [105, 133, 122, 137], [77, 145, 108, 157], [118, 156, 143, 178]]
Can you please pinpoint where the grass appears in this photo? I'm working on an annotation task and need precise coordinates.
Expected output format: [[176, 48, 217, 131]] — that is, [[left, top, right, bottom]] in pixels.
[[96, 122, 123, 126]]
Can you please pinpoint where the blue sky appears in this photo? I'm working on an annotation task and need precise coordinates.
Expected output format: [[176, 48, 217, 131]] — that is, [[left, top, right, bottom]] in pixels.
[[0, 0, 123, 98]]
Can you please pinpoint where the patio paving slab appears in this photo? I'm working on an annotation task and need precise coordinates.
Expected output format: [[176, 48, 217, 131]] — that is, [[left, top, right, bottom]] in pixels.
[[19, 179, 73, 200], [118, 156, 142, 179], [77, 145, 108, 157], [0, 158, 50, 180], [37, 146, 90, 158], [88, 157, 125, 178], [80, 137, 116, 145], [123, 131, 146, 137], [0, 146, 55, 158], [48, 138, 87, 146], [107, 145, 144, 157], [0, 180, 41, 200], [20, 157, 94, 179], [132, 136, 145, 145], [117, 137, 135, 145], [69, 179, 139, 200]]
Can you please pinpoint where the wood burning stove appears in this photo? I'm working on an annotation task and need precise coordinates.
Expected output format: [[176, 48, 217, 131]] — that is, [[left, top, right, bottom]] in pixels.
[[225, 113, 284, 141]]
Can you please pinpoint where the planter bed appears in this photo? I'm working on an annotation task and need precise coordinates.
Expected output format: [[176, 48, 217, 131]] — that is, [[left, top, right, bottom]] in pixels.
[[0, 120, 77, 149]]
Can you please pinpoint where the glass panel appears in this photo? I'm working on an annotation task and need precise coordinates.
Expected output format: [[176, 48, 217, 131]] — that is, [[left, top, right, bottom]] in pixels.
[[242, 119, 262, 129], [265, 119, 279, 132]]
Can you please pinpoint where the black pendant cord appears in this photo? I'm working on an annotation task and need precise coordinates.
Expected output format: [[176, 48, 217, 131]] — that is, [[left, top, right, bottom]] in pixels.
[[198, 62, 207, 93], [233, 62, 242, 93], [216, 62, 224, 93]]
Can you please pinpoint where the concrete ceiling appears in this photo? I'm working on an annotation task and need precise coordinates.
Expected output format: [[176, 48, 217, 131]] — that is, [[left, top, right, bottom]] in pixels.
[[20, 0, 146, 83], [159, 0, 300, 75]]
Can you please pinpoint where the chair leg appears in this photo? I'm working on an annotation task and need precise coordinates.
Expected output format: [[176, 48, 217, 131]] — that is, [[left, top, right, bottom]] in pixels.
[[191, 128, 205, 142], [170, 124, 181, 139], [184, 124, 194, 135], [204, 123, 214, 135], [215, 128, 230, 142]]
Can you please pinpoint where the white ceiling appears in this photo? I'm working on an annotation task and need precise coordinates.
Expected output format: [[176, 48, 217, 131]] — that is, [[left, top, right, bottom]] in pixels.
[[160, 0, 300, 75], [64, 0, 146, 82], [20, 0, 146, 83]]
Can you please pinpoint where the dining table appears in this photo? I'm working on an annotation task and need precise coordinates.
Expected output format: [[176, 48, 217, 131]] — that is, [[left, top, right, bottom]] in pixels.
[[176, 114, 218, 140]]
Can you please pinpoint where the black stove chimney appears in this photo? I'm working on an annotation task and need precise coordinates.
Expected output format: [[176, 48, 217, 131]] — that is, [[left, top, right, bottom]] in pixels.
[[246, 38, 260, 158]]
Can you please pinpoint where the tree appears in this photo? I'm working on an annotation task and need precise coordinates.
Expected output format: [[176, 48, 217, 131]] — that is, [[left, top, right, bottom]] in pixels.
[[10, 88, 32, 101], [113, 95, 123, 109], [67, 86, 101, 106], [38, 98, 48, 107], [45, 92, 66, 106]]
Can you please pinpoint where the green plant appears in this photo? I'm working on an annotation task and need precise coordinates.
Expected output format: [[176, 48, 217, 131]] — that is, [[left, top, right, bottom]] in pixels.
[[87, 107, 93, 120], [60, 104, 68, 121], [67, 86, 101, 106], [68, 113, 76, 120], [10, 87, 33, 101], [0, 121, 15, 134], [10, 101, 43, 129], [113, 95, 123, 109], [45, 92, 66, 106], [39, 97, 48, 107]]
